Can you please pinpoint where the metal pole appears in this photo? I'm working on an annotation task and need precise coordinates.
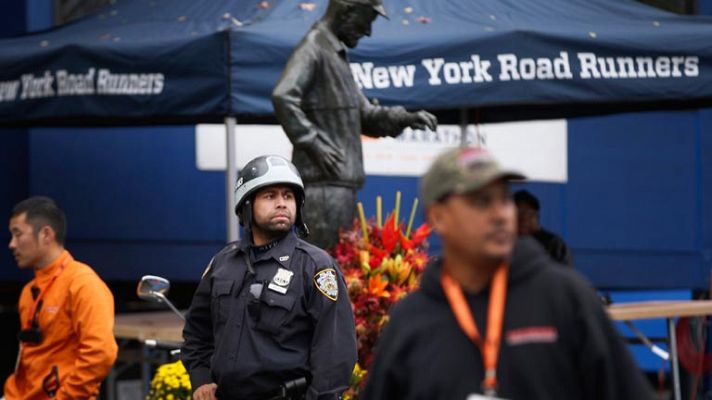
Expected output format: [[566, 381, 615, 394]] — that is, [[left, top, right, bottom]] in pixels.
[[667, 317, 681, 400], [459, 108, 468, 147], [225, 116, 239, 242]]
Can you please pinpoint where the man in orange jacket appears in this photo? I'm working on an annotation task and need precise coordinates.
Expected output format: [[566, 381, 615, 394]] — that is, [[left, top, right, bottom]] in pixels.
[[4, 196, 117, 399]]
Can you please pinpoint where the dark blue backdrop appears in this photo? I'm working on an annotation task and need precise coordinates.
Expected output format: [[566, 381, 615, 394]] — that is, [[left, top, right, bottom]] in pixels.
[[3, 0, 712, 124], [0, 0, 710, 291], [1, 109, 708, 289]]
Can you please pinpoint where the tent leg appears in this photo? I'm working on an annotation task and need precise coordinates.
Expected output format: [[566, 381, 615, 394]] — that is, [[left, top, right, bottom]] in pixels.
[[459, 108, 468, 147], [225, 116, 239, 242]]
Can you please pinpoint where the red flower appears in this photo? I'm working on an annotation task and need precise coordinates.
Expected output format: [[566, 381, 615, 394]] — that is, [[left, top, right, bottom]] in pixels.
[[380, 214, 400, 254], [411, 223, 431, 248], [330, 198, 431, 398]]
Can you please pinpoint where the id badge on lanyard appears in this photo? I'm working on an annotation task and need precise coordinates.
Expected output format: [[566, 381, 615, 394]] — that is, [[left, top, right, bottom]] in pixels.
[[467, 395, 511, 400], [441, 264, 509, 400]]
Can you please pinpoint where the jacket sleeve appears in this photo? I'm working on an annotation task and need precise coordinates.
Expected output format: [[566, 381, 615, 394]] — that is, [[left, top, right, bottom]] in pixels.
[[358, 90, 411, 138], [181, 264, 216, 390], [57, 274, 118, 400], [306, 263, 357, 400], [572, 277, 656, 400], [272, 44, 320, 148]]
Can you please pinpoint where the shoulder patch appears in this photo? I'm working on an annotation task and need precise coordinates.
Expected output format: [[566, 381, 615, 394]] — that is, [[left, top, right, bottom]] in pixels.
[[314, 268, 338, 301], [201, 257, 216, 279]]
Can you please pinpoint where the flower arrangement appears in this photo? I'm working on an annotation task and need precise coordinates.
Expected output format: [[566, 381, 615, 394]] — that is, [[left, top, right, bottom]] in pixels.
[[147, 359, 192, 400], [332, 192, 431, 399]]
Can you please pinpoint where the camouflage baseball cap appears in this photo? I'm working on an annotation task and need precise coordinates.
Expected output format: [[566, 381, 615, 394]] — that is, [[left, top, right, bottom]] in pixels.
[[420, 147, 526, 207]]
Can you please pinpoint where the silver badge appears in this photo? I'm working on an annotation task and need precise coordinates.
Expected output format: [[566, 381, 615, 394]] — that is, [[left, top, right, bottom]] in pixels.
[[314, 269, 338, 301], [268, 268, 294, 294], [272, 268, 294, 286], [279, 255, 290, 262]]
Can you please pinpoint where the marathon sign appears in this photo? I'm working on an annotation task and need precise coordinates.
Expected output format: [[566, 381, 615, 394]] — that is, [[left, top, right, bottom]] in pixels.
[[350, 51, 700, 89], [195, 120, 568, 183], [0, 68, 165, 102]]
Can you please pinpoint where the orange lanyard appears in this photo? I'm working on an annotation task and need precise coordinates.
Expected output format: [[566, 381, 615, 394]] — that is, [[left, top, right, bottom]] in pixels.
[[441, 264, 508, 396], [26, 255, 70, 328]]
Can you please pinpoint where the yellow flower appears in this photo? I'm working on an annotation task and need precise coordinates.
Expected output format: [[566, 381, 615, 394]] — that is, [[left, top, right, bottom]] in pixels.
[[148, 360, 192, 400]]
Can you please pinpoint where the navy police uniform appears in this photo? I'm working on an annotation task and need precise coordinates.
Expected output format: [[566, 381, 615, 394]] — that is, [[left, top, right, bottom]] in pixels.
[[181, 231, 357, 399]]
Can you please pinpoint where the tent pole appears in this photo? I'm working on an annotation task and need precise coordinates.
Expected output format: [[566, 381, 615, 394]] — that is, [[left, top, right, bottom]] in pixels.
[[459, 108, 468, 147], [225, 116, 239, 242]]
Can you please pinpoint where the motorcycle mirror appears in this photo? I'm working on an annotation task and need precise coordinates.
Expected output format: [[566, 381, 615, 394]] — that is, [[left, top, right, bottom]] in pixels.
[[137, 275, 171, 302]]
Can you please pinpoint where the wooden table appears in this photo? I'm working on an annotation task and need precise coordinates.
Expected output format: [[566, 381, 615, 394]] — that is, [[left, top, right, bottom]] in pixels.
[[607, 300, 712, 400], [110, 311, 185, 400], [111, 303, 712, 400], [114, 310, 185, 343]]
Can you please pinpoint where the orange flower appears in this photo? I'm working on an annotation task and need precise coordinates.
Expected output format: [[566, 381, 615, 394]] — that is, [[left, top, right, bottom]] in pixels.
[[330, 195, 432, 398], [367, 274, 390, 298]]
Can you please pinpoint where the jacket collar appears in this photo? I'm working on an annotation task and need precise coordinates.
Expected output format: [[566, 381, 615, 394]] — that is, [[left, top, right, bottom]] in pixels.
[[34, 250, 71, 284], [237, 231, 298, 270], [315, 20, 347, 55]]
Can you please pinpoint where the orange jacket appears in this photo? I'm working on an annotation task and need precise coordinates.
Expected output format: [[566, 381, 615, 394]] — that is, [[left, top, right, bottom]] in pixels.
[[4, 251, 118, 399]]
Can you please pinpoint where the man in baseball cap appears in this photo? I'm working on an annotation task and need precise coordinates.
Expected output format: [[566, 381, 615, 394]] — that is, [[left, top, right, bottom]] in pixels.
[[363, 147, 655, 399]]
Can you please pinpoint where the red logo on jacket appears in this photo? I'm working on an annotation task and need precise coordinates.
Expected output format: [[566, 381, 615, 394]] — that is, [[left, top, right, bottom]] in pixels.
[[505, 326, 558, 346]]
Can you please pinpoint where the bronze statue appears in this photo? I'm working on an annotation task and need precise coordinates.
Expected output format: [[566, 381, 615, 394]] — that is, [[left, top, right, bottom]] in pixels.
[[272, 0, 437, 249]]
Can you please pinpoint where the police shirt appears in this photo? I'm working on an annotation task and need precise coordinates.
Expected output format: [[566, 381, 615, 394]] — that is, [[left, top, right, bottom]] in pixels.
[[181, 231, 357, 400]]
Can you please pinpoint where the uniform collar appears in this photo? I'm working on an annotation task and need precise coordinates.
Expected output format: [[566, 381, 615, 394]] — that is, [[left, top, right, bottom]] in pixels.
[[241, 231, 299, 270], [34, 250, 71, 283], [316, 20, 347, 55]]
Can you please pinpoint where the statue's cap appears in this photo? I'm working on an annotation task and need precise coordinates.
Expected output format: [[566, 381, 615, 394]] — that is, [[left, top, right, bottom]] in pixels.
[[341, 0, 388, 19]]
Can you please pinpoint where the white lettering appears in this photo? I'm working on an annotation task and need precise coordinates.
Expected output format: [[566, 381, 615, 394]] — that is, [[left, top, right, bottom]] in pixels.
[[498, 54, 520, 81], [20, 71, 55, 99], [635, 57, 655, 78], [616, 58, 637, 78], [443, 62, 461, 84], [388, 65, 415, 88], [536, 58, 554, 79], [372, 66, 390, 89], [350, 62, 374, 89], [56, 68, 95, 96], [471, 55, 493, 82], [597, 57, 619, 79], [553, 52, 573, 79], [96, 69, 164, 95], [422, 58, 445, 85], [458, 61, 474, 83], [577, 53, 600, 79], [520, 58, 536, 80], [0, 80, 20, 102], [685, 56, 699, 77], [670, 57, 684, 78], [655, 57, 671, 78]]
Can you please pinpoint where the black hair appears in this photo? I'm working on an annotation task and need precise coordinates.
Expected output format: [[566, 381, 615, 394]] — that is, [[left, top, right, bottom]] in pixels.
[[11, 196, 67, 246], [513, 190, 540, 211]]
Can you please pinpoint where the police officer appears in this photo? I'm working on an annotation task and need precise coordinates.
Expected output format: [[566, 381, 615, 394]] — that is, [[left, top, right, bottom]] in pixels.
[[181, 155, 357, 400]]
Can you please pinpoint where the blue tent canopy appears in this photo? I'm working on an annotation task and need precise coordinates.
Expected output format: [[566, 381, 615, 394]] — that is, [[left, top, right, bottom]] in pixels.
[[1, 0, 712, 125]]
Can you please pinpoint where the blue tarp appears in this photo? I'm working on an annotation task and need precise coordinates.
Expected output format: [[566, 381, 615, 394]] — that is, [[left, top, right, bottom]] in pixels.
[[1, 0, 712, 124]]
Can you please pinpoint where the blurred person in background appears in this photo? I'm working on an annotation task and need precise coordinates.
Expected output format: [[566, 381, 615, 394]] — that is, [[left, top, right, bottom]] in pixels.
[[4, 196, 117, 399], [514, 189, 572, 266], [362, 147, 654, 400]]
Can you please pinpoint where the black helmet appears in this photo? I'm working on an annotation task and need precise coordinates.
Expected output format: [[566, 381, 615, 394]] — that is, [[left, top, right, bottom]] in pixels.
[[234, 155, 308, 237]]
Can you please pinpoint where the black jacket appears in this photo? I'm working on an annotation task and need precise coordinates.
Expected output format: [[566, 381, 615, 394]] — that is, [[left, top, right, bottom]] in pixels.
[[181, 231, 357, 400], [531, 228, 573, 266], [362, 237, 655, 400]]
